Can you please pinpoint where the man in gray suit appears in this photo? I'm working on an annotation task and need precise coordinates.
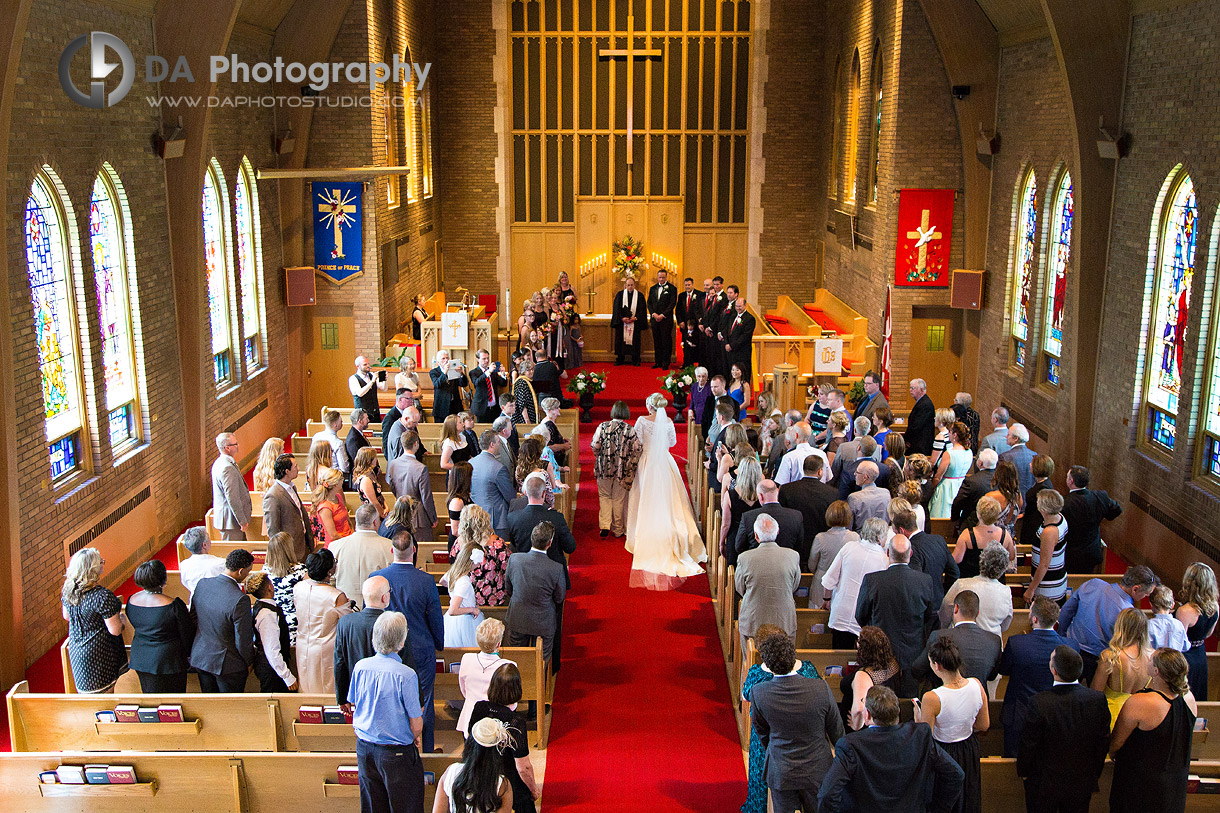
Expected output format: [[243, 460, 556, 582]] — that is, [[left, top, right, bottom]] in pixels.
[[750, 633, 845, 812], [999, 422, 1036, 494], [505, 521, 566, 662], [211, 432, 251, 540], [980, 406, 1012, 454], [189, 549, 256, 692], [911, 589, 1002, 692], [385, 404, 421, 463], [731, 479, 807, 566], [262, 454, 314, 562], [471, 429, 516, 538], [386, 430, 436, 542], [735, 515, 801, 658], [847, 461, 889, 531], [829, 417, 881, 483], [490, 416, 516, 478]]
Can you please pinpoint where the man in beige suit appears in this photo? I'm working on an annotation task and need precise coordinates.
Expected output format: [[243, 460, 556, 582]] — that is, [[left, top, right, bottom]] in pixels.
[[735, 514, 801, 659], [329, 504, 393, 609], [262, 454, 314, 562]]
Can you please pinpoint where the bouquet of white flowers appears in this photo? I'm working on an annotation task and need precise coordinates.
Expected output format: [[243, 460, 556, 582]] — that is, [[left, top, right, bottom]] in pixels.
[[567, 370, 607, 396], [661, 364, 697, 395]]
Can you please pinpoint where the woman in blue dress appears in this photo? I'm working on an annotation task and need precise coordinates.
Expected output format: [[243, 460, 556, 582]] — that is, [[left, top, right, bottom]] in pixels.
[[728, 363, 751, 421], [929, 421, 974, 519], [740, 625, 820, 813]]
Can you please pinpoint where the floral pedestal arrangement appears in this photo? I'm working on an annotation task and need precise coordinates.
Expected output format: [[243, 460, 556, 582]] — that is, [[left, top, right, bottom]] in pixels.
[[567, 370, 607, 423], [662, 365, 696, 423]]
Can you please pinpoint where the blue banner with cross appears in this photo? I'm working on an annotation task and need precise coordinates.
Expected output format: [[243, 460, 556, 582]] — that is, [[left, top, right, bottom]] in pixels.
[[312, 181, 364, 284]]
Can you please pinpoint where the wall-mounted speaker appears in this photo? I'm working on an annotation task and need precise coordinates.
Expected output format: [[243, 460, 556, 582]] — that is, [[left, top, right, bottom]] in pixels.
[[285, 267, 317, 306], [950, 269, 985, 310]]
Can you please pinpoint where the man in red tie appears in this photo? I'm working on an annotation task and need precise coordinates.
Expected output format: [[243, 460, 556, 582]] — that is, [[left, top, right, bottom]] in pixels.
[[470, 348, 508, 422], [675, 276, 704, 368], [724, 295, 757, 383]]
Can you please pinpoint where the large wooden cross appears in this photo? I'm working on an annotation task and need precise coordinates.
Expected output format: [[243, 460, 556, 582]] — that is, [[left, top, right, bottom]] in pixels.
[[599, 15, 662, 168], [905, 208, 943, 272]]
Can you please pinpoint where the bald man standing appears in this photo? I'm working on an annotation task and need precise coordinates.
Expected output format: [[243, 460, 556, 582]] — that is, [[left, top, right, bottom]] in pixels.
[[854, 535, 940, 697], [334, 576, 410, 708], [846, 460, 889, 531], [349, 355, 386, 422]]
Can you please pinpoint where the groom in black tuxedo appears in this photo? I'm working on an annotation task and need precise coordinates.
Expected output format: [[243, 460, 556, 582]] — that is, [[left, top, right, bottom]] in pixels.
[[647, 269, 677, 369], [675, 277, 704, 368], [611, 276, 648, 365]]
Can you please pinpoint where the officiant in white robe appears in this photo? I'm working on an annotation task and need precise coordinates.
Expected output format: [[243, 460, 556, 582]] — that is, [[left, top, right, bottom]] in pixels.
[[611, 276, 648, 366]]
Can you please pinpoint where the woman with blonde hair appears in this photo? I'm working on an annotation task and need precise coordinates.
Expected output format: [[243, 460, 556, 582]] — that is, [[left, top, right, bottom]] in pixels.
[[1024, 488, 1068, 604], [379, 495, 419, 543], [443, 543, 485, 647], [625, 392, 707, 589], [929, 421, 973, 520], [305, 439, 335, 492], [456, 618, 517, 737], [715, 422, 750, 486], [252, 437, 284, 492], [351, 446, 386, 518], [896, 479, 927, 531], [310, 467, 350, 545], [440, 414, 470, 471], [262, 531, 309, 644], [930, 406, 957, 461], [824, 410, 850, 463], [953, 496, 1016, 578], [61, 547, 127, 693], [1176, 562, 1218, 700], [455, 504, 510, 606], [394, 353, 421, 400], [1093, 607, 1154, 728], [721, 454, 763, 556], [1109, 648, 1198, 812]]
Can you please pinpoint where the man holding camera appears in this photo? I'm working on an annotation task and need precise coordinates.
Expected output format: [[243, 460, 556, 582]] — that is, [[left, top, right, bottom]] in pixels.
[[349, 356, 386, 422], [469, 349, 509, 423], [429, 350, 468, 423]]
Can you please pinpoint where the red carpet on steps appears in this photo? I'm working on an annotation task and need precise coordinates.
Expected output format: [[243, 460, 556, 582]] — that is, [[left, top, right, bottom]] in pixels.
[[540, 362, 746, 812]]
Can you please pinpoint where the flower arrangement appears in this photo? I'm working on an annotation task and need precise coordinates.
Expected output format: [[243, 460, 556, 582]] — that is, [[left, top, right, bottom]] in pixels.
[[661, 364, 697, 395], [567, 369, 607, 396], [612, 234, 648, 282]]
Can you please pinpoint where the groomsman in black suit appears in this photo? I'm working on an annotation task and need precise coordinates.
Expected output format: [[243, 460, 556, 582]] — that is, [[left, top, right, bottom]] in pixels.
[[675, 277, 703, 368], [647, 269, 677, 369], [711, 283, 740, 379], [724, 294, 757, 383], [611, 275, 648, 365], [700, 276, 727, 375]]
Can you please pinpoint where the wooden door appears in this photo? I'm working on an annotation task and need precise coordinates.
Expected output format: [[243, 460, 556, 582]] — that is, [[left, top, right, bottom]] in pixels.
[[304, 306, 356, 420], [908, 308, 963, 408]]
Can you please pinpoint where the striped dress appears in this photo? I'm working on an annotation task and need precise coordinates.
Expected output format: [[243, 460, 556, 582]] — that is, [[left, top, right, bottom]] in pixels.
[[1032, 516, 1068, 600]]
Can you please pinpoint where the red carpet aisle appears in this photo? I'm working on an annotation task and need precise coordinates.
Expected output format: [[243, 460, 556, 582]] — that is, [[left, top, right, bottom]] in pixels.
[[540, 363, 746, 812]]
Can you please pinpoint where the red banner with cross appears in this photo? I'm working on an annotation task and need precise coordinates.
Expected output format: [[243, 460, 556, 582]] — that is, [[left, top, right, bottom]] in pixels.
[[895, 188, 954, 287]]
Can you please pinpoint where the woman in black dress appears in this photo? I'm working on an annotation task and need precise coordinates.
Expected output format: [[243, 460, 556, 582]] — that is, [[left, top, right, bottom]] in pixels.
[[1109, 648, 1198, 812], [61, 547, 127, 693], [1176, 562, 1218, 701], [126, 560, 194, 692], [410, 294, 429, 341], [469, 663, 540, 812]]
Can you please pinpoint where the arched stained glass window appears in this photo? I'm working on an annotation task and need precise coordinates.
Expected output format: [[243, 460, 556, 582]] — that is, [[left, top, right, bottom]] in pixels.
[[90, 164, 140, 448], [1143, 172, 1197, 452], [1198, 204, 1220, 478], [26, 167, 87, 479], [203, 159, 234, 385], [869, 48, 882, 205], [829, 57, 841, 198], [1042, 172, 1073, 386], [846, 50, 861, 202], [234, 158, 265, 375], [405, 44, 419, 203], [419, 83, 434, 199], [1010, 169, 1038, 368]]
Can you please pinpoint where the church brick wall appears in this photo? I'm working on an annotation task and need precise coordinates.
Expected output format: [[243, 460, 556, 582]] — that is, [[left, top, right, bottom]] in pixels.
[[974, 37, 1076, 473], [5, 3, 293, 665], [434, 0, 501, 299], [1088, 0, 1220, 573]]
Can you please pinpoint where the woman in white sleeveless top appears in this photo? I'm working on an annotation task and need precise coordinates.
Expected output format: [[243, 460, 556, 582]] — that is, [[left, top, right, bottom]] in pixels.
[[436, 717, 515, 812], [915, 636, 989, 813]]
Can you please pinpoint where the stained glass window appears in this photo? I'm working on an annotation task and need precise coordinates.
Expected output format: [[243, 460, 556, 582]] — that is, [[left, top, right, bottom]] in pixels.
[[846, 51, 861, 202], [1143, 173, 1196, 453], [234, 158, 264, 375], [27, 168, 87, 479], [869, 51, 882, 205], [90, 165, 141, 448], [1043, 172, 1073, 383], [829, 58, 841, 197], [203, 159, 233, 385], [1195, 203, 1220, 479], [1010, 170, 1038, 367], [419, 84, 434, 198]]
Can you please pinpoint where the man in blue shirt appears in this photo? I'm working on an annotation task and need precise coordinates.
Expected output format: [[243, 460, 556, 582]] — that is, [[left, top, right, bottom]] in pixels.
[[371, 530, 446, 752], [997, 596, 1077, 757], [348, 611, 424, 813], [1059, 565, 1157, 684]]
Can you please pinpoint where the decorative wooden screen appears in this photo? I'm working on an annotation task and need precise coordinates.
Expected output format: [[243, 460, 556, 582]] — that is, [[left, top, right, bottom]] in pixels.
[[510, 0, 751, 224]]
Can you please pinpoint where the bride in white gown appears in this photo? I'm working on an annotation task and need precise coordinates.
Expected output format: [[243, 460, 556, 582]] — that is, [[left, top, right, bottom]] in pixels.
[[625, 392, 707, 590]]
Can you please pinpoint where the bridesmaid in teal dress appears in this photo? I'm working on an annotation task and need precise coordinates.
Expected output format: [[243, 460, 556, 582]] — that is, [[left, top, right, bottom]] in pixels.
[[740, 625, 820, 813], [929, 422, 974, 519]]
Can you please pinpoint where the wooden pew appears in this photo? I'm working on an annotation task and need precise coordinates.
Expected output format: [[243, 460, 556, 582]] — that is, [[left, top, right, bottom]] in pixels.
[[0, 750, 461, 811]]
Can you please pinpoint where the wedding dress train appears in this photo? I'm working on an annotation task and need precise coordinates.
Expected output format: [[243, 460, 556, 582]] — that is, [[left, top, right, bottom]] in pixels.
[[624, 409, 707, 590]]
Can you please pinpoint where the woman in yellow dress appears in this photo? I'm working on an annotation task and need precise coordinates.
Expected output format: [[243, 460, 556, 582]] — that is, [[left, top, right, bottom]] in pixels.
[[1091, 607, 1153, 729]]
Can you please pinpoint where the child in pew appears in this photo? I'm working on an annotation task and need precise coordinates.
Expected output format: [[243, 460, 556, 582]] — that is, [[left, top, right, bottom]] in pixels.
[[1147, 585, 1190, 652], [246, 572, 298, 692]]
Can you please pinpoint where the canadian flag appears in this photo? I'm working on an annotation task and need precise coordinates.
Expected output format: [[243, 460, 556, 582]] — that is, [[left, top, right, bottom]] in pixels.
[[880, 286, 892, 399]]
